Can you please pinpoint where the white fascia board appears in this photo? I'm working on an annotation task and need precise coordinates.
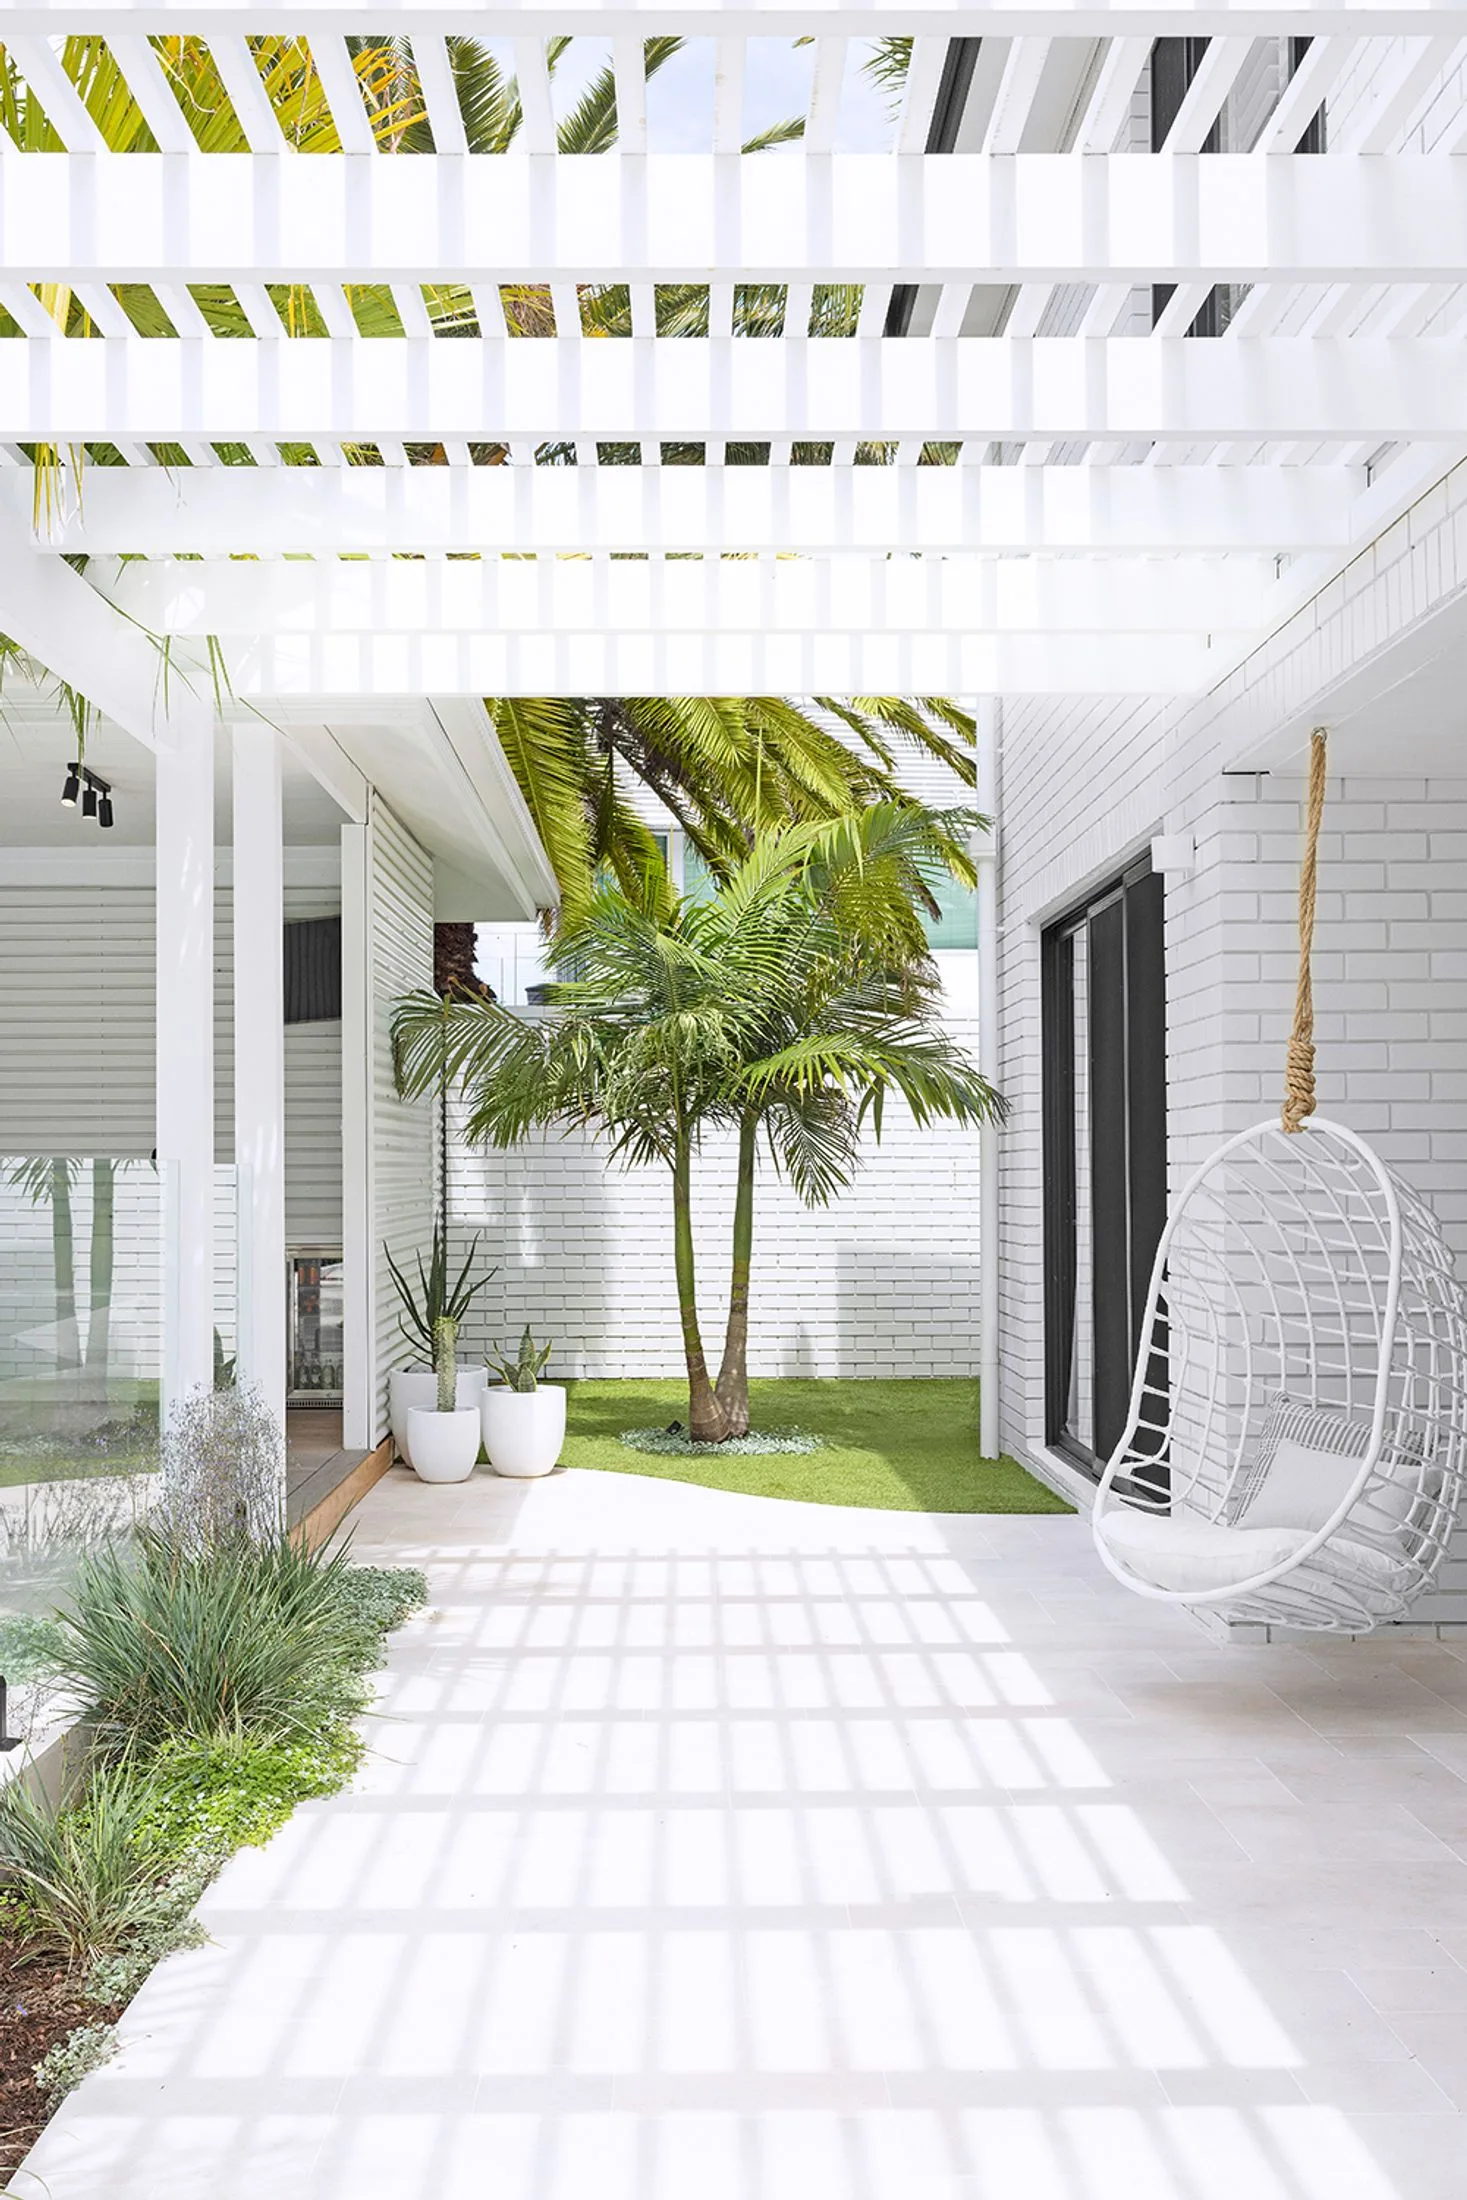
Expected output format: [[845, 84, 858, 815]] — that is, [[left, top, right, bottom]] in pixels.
[[103, 552, 1274, 636], [0, 338, 1453, 443], [175, 629, 1219, 696], [425, 697, 561, 916], [0, 4, 1457, 31], [5, 462, 1360, 555], [7, 154, 1465, 287]]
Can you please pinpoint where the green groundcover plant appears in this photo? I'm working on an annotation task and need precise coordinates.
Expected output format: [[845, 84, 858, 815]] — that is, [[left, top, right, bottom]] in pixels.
[[0, 1531, 426, 2116]]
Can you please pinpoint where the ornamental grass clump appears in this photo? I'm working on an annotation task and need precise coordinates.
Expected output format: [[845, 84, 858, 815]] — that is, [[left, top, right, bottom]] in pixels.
[[55, 1528, 373, 1753], [0, 1762, 177, 1970]]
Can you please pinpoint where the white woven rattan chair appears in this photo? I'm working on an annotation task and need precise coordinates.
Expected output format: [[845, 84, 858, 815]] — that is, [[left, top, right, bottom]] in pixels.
[[1093, 1117, 1467, 1630], [1093, 732, 1467, 1632]]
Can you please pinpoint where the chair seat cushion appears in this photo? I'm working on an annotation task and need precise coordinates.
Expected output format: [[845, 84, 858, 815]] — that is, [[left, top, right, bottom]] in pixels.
[[1098, 1509, 1313, 1594], [1098, 1507, 1404, 1596]]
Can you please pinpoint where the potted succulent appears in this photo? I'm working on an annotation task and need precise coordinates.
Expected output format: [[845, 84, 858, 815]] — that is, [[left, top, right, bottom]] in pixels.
[[407, 1312, 482, 1482], [482, 1326, 566, 1478], [386, 1228, 495, 1469]]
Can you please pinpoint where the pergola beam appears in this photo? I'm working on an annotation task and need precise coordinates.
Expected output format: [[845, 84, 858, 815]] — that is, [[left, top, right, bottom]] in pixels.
[[99, 549, 1276, 636], [3, 461, 1363, 555], [0, 3, 1457, 29], [148, 628, 1222, 696], [6, 154, 1467, 286], [1, 337, 1458, 443]]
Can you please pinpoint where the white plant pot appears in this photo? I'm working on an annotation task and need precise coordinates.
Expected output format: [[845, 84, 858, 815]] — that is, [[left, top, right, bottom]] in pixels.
[[391, 1367, 485, 1465], [406, 1405, 481, 1483], [482, 1385, 567, 1478]]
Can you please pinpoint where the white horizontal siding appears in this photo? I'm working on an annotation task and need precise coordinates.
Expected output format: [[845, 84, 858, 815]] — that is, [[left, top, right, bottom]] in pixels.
[[369, 801, 435, 1440]]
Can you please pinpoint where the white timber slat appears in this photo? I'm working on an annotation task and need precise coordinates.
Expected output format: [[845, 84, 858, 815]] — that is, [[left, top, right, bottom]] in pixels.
[[6, 336, 1456, 442], [412, 34, 469, 154], [122, 554, 1264, 668], [803, 38, 845, 153], [471, 284, 508, 336], [7, 462, 1364, 557], [931, 282, 974, 336], [125, 626, 1224, 697], [1251, 34, 1355, 149], [70, 280, 134, 338], [784, 282, 813, 337], [711, 35, 744, 152], [3, 35, 108, 152], [11, 154, 1467, 285], [392, 282, 434, 337], [856, 284, 891, 334], [896, 36, 949, 152], [1004, 284, 1051, 337], [308, 34, 376, 153], [986, 36, 1053, 152], [1150, 280, 1215, 335], [312, 281, 358, 339], [612, 36, 648, 153], [513, 37, 557, 152], [154, 282, 214, 339], [207, 35, 291, 153], [0, 2, 1455, 25], [1338, 33, 1463, 151], [628, 282, 655, 335], [707, 281, 734, 337], [106, 33, 197, 153], [1158, 35, 1254, 149], [1079, 283, 1132, 334], [230, 282, 284, 338], [1074, 35, 1152, 150], [0, 280, 59, 336]]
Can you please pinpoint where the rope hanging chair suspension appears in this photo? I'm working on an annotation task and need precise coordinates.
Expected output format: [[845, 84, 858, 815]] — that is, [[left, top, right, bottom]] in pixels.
[[1093, 731, 1467, 1632]]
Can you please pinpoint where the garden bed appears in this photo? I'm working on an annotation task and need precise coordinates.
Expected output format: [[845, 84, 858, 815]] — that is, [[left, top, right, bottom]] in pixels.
[[561, 1377, 1071, 1513], [0, 1533, 426, 2179]]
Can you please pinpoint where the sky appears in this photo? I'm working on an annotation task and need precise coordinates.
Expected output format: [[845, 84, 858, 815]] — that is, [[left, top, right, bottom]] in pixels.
[[522, 36, 898, 153]]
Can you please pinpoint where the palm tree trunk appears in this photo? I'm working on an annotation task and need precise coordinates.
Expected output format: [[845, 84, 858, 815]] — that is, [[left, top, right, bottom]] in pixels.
[[84, 1158, 115, 1387], [672, 1139, 730, 1442], [715, 1112, 757, 1437], [50, 1159, 80, 1372]]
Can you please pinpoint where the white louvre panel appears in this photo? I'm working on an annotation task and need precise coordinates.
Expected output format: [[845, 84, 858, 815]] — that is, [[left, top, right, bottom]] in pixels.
[[369, 798, 435, 1443]]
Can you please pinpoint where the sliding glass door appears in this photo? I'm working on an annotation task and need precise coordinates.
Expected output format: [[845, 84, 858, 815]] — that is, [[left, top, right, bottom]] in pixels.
[[1042, 858, 1168, 1475]]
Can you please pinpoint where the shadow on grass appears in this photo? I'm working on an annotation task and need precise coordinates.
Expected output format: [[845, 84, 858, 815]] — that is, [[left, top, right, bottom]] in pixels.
[[560, 1377, 1072, 1516]]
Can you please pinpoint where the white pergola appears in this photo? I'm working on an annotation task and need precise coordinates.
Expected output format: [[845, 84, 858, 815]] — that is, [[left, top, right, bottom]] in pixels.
[[2, 6, 1463, 1416], [0, 8, 1462, 717]]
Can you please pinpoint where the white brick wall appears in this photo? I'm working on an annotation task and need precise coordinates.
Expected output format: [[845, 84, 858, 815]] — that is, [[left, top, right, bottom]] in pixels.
[[996, 450, 1467, 1630], [445, 960, 981, 1382]]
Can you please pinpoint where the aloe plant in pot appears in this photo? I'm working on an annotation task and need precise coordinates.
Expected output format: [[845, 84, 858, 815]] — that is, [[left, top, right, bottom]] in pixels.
[[406, 1310, 483, 1483], [482, 1326, 565, 1479], [385, 1228, 495, 1473]]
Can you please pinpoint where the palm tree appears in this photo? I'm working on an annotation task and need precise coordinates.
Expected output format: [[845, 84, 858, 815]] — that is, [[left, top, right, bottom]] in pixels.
[[393, 808, 1002, 1441], [491, 695, 980, 913]]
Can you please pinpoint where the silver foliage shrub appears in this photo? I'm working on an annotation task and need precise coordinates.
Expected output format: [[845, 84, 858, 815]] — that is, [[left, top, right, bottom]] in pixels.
[[155, 1382, 285, 1552]]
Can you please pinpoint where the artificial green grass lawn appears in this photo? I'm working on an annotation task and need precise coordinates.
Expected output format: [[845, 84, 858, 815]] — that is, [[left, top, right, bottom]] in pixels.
[[561, 1377, 1072, 1515]]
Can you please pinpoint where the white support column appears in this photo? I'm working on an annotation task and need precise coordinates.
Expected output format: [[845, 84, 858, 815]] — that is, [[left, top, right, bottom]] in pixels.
[[232, 722, 287, 1454], [976, 697, 1001, 1462], [156, 699, 217, 1417], [340, 818, 374, 1450]]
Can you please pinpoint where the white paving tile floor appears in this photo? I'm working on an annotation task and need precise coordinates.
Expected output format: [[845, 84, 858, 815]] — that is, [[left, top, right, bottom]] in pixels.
[[15, 1463, 1467, 2200]]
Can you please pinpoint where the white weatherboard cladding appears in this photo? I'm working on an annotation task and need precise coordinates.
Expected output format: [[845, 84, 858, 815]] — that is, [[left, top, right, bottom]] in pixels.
[[996, 448, 1467, 1631], [0, 881, 343, 1249], [368, 801, 435, 1442]]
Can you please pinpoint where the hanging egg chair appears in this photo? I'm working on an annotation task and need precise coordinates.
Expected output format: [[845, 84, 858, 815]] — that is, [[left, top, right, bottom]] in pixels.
[[1093, 734, 1467, 1632]]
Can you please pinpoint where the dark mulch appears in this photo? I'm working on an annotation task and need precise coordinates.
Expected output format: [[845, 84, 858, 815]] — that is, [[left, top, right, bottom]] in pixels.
[[0, 1938, 122, 2174]]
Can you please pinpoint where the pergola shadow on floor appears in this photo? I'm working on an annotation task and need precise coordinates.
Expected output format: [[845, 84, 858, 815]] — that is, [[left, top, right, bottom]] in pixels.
[[16, 1466, 1467, 2200]]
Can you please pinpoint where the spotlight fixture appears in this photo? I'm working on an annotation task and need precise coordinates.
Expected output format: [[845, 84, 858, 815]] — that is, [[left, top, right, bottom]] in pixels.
[[64, 765, 114, 829]]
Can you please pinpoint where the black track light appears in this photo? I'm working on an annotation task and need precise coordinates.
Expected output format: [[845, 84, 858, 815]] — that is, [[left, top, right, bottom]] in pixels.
[[82, 783, 97, 819], [97, 792, 114, 830], [61, 763, 81, 807]]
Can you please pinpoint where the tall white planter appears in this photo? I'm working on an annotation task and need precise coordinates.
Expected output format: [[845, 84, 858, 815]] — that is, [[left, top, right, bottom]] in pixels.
[[482, 1385, 567, 1478], [406, 1405, 481, 1483], [391, 1367, 486, 1466]]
